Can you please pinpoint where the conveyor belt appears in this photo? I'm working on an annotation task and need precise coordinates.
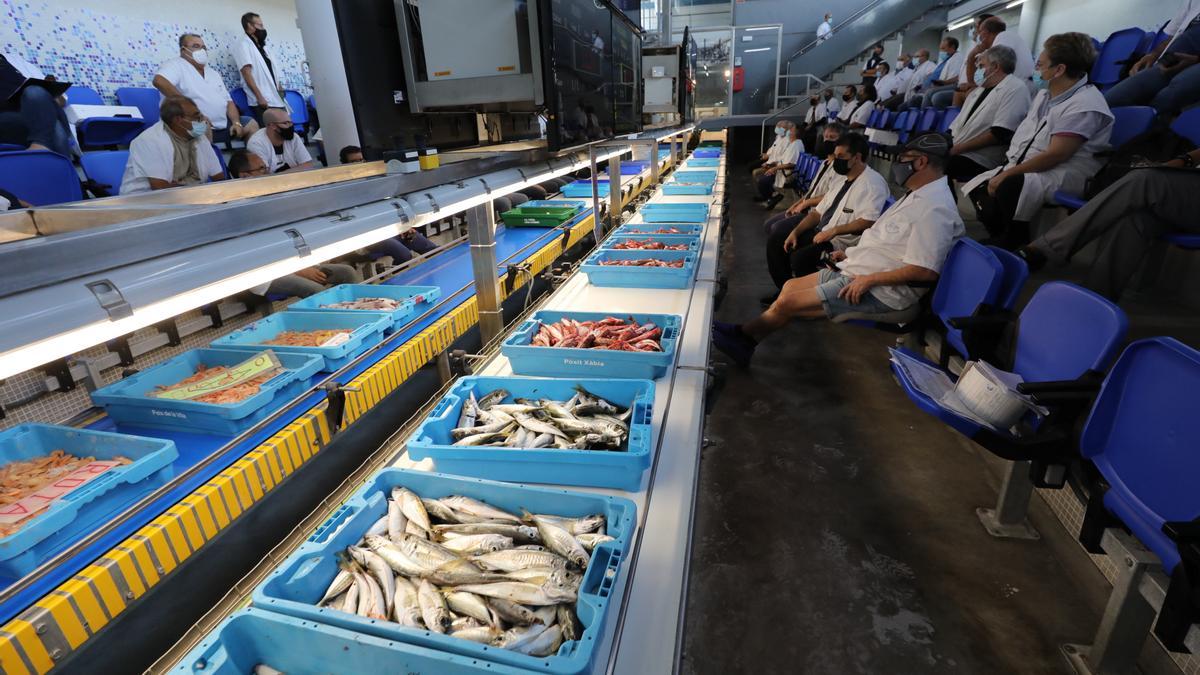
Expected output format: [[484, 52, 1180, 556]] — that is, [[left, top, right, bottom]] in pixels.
[[0, 159, 670, 674]]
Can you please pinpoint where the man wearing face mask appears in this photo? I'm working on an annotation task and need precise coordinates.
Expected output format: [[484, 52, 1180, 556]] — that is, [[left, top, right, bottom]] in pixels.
[[823, 88, 842, 117], [886, 49, 936, 110], [760, 132, 889, 303], [757, 123, 805, 208], [247, 107, 316, 173], [957, 17, 1035, 107], [845, 84, 876, 130], [751, 121, 791, 179], [234, 12, 285, 123], [946, 46, 1032, 182], [817, 13, 833, 43], [862, 44, 886, 85], [960, 33, 1113, 249], [120, 95, 226, 194], [155, 33, 260, 144], [834, 86, 858, 124], [714, 132, 963, 367], [919, 37, 966, 109], [873, 62, 903, 101]]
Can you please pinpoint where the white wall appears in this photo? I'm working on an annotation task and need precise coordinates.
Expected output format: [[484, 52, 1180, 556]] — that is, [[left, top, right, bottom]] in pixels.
[[1035, 0, 1177, 48], [0, 0, 309, 103]]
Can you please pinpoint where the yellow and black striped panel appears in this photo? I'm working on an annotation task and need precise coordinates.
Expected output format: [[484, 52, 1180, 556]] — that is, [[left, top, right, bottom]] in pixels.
[[0, 204, 611, 673]]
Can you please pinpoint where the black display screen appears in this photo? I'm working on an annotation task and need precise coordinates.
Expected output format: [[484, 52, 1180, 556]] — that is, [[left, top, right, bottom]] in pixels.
[[611, 17, 641, 135], [544, 0, 613, 149]]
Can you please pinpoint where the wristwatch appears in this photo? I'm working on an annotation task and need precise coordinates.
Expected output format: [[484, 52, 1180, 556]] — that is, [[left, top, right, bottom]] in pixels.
[[1177, 153, 1196, 168]]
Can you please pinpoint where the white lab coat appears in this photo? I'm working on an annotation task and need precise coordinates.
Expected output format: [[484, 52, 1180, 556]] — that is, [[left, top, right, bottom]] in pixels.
[[941, 50, 965, 86], [837, 99, 862, 122], [825, 96, 842, 115], [993, 31, 1035, 81], [849, 99, 875, 127], [961, 77, 1113, 221], [246, 128, 313, 173], [817, 20, 833, 42], [874, 72, 903, 99], [803, 158, 839, 201], [763, 134, 788, 162], [233, 33, 284, 108], [156, 57, 234, 130], [120, 121, 224, 194], [814, 165, 890, 234], [806, 103, 825, 125], [838, 177, 965, 309], [948, 74, 1033, 170], [895, 66, 913, 90], [904, 59, 938, 98], [774, 137, 805, 188]]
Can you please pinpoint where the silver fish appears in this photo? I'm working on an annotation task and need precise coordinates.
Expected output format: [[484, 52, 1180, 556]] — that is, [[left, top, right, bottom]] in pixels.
[[365, 515, 389, 537], [450, 616, 482, 632], [421, 498, 461, 523], [434, 523, 540, 544], [532, 604, 558, 627], [393, 487, 432, 532], [531, 432, 556, 448], [444, 590, 494, 624], [397, 533, 460, 568], [557, 603, 580, 641], [518, 623, 563, 656], [513, 412, 569, 439], [319, 568, 353, 606], [487, 597, 540, 625], [457, 391, 478, 429], [477, 388, 510, 410], [439, 495, 521, 523], [393, 577, 423, 627], [488, 403, 541, 415], [355, 570, 388, 620], [455, 581, 577, 606], [576, 533, 615, 551], [417, 578, 452, 633], [473, 548, 568, 572], [387, 498, 407, 543], [515, 544, 548, 551], [452, 418, 513, 440], [533, 516, 590, 570], [348, 546, 395, 615], [496, 622, 550, 650], [341, 570, 359, 615], [451, 625, 502, 644], [534, 513, 606, 535], [405, 519, 429, 539], [504, 566, 562, 585], [441, 534, 514, 556], [364, 535, 433, 577], [453, 428, 513, 447], [427, 558, 510, 585]]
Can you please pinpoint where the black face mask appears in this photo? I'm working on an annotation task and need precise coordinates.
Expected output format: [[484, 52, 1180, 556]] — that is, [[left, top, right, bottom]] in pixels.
[[278, 125, 295, 141], [833, 157, 851, 175], [824, 93, 833, 100], [890, 159, 916, 188], [818, 140, 836, 157], [842, 94, 853, 102], [254, 28, 268, 43], [810, 98, 819, 105]]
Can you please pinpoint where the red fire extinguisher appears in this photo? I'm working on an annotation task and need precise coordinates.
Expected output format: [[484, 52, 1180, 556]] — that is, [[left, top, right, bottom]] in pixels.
[[732, 65, 745, 92]]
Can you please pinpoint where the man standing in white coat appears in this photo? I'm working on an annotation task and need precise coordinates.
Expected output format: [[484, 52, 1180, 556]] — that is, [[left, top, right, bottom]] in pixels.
[[234, 12, 286, 123], [959, 33, 1113, 249], [946, 46, 1032, 182]]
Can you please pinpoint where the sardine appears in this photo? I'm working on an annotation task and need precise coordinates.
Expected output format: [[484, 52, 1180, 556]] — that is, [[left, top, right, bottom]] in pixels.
[[453, 428, 513, 447], [455, 581, 577, 606], [477, 388, 510, 410], [348, 546, 395, 615], [433, 523, 540, 544], [518, 624, 563, 656], [576, 533, 615, 551], [364, 535, 433, 577], [319, 568, 353, 606], [444, 590, 494, 624], [417, 578, 452, 633], [387, 498, 407, 543], [441, 534, 514, 556], [473, 548, 569, 572], [451, 625, 502, 644], [452, 418, 513, 439], [439, 495, 522, 523], [393, 487, 432, 532], [557, 603, 580, 641], [397, 533, 460, 568], [487, 597, 540, 625], [393, 577, 423, 627], [533, 513, 606, 535], [426, 557, 510, 585], [513, 412, 569, 439], [496, 622, 549, 650], [533, 516, 590, 570]]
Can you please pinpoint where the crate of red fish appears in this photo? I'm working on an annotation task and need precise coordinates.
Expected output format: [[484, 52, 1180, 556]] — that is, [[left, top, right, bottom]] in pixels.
[[501, 311, 681, 379], [614, 223, 703, 237], [90, 348, 323, 435], [0, 424, 178, 578], [580, 249, 695, 289], [287, 284, 442, 333], [599, 233, 700, 253], [210, 310, 391, 373]]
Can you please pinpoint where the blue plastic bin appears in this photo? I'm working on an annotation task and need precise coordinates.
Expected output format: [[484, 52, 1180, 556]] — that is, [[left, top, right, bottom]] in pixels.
[[172, 608, 524, 674], [693, 148, 722, 158], [686, 158, 720, 167], [91, 348, 323, 435], [581, 249, 696, 289], [0, 424, 178, 577], [210, 311, 390, 373], [407, 376, 654, 490], [523, 199, 587, 212], [640, 203, 709, 223], [253, 468, 638, 674], [615, 223, 703, 236], [672, 170, 717, 184], [287, 284, 441, 333], [501, 311, 681, 380], [619, 160, 650, 174], [663, 181, 714, 196], [561, 180, 610, 198], [599, 233, 701, 253]]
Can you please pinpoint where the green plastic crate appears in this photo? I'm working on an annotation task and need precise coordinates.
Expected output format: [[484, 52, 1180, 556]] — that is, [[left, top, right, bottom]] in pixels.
[[499, 205, 579, 228]]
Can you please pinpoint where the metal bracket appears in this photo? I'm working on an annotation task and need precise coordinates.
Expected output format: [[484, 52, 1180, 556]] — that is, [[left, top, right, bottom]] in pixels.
[[330, 210, 355, 222], [200, 303, 225, 329], [558, 224, 573, 250], [106, 336, 135, 367], [42, 358, 76, 392], [75, 357, 105, 392], [977, 460, 1040, 540], [155, 319, 182, 347], [447, 349, 474, 377], [321, 382, 361, 435], [85, 279, 132, 320], [479, 177, 492, 194], [391, 199, 414, 225], [284, 228, 311, 257], [517, 168, 529, 181], [424, 192, 440, 213], [503, 264, 526, 296]]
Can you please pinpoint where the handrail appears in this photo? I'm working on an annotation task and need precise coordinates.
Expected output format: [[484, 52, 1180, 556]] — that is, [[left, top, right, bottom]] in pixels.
[[786, 0, 893, 64], [760, 98, 810, 154], [771, 73, 826, 128]]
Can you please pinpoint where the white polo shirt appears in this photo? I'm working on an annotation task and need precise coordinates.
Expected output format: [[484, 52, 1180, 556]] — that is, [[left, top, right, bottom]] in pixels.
[[814, 165, 890, 233], [233, 34, 285, 108], [849, 99, 876, 127], [246, 127, 313, 173], [838, 177, 964, 309], [120, 121, 224, 194], [874, 72, 903, 98], [156, 58, 235, 130]]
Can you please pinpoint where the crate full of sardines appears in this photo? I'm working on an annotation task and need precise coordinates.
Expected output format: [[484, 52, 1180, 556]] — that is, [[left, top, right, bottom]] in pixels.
[[501, 311, 681, 379], [406, 377, 654, 490], [251, 469, 636, 675]]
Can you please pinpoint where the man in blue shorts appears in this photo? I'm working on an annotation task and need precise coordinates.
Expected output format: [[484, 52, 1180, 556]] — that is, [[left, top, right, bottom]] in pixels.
[[713, 132, 964, 367]]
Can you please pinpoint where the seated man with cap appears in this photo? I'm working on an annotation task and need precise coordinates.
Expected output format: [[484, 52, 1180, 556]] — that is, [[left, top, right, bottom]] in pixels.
[[712, 132, 964, 367]]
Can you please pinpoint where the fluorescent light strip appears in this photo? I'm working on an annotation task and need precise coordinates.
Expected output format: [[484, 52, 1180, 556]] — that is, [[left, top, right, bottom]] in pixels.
[[1005, 0, 1029, 8], [745, 26, 777, 32], [948, 16, 975, 30], [743, 47, 772, 53]]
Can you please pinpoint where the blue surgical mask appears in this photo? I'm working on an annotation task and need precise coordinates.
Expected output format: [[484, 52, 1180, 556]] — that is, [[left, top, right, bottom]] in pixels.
[[189, 120, 208, 138], [1032, 72, 1047, 90], [974, 68, 986, 86], [775, 127, 786, 136], [938, 50, 948, 62]]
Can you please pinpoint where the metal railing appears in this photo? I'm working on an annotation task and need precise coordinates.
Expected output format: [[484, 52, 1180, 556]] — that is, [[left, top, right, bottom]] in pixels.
[[774, 73, 827, 112], [786, 0, 893, 64]]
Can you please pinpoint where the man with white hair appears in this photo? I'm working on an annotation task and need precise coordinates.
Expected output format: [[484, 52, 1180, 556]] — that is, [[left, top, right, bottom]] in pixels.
[[947, 45, 1032, 182]]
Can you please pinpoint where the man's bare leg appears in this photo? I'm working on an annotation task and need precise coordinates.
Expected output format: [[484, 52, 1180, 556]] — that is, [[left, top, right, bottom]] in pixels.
[[743, 272, 828, 341]]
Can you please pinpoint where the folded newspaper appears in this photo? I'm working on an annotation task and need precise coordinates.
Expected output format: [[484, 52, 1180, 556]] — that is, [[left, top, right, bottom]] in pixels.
[[889, 348, 1048, 432]]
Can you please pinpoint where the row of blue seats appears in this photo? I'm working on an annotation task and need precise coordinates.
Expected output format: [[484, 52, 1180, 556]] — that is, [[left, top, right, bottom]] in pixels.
[[860, 238, 1198, 654]]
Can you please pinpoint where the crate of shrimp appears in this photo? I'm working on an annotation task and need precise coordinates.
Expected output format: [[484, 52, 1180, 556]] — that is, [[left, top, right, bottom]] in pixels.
[[407, 376, 654, 490], [0, 424, 177, 577], [613, 223, 703, 237], [501, 311, 681, 379], [90, 348, 323, 435], [251, 468, 637, 675], [599, 233, 700, 253], [580, 249, 696, 289], [288, 284, 442, 332], [209, 310, 391, 373], [172, 607, 526, 674]]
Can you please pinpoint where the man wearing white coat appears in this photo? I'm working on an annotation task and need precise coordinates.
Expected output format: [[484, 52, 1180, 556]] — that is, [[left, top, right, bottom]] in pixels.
[[234, 12, 286, 122], [946, 46, 1032, 182], [885, 49, 936, 109], [960, 33, 1113, 249]]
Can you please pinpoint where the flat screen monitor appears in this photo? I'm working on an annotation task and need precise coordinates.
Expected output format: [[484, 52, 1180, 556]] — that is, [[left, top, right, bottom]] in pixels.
[[611, 16, 642, 135], [544, 0, 614, 150]]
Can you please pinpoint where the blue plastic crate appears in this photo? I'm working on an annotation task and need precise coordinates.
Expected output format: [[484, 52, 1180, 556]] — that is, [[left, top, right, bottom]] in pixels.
[[662, 181, 714, 196], [210, 311, 391, 373], [619, 160, 650, 174], [599, 233, 701, 253], [693, 148, 722, 158], [253, 468, 638, 675], [686, 157, 720, 167], [172, 608, 523, 674], [0, 424, 177, 577], [672, 170, 717, 184], [615, 223, 703, 236], [502, 311, 681, 380], [561, 180, 610, 198], [580, 249, 696, 289], [523, 199, 587, 212], [640, 203, 709, 223], [91, 348, 323, 435], [408, 376, 654, 490], [287, 284, 441, 333]]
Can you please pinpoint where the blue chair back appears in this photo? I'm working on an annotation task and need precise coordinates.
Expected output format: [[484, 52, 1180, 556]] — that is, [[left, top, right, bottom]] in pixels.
[[115, 87, 161, 128], [79, 151, 130, 196], [936, 107, 959, 133], [230, 87, 251, 117], [66, 85, 104, 105], [1092, 27, 1146, 87], [898, 109, 919, 142], [284, 90, 309, 130], [889, 111, 908, 131], [1170, 107, 1200, 147], [985, 246, 1030, 310], [876, 110, 891, 130], [0, 143, 24, 152], [930, 239, 1005, 358], [0, 150, 84, 205], [881, 195, 896, 212], [916, 107, 938, 133], [1011, 281, 1128, 382], [867, 110, 881, 128], [212, 144, 229, 179], [1080, 337, 1200, 574], [1108, 106, 1156, 148]]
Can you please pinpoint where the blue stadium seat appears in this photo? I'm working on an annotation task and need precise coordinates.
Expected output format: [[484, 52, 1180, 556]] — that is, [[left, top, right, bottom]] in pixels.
[[230, 87, 252, 117], [986, 246, 1030, 310], [867, 109, 882, 128], [1170, 106, 1200, 146], [67, 85, 144, 148], [65, 85, 104, 104], [283, 90, 309, 138], [79, 150, 130, 197], [0, 150, 84, 205], [1164, 233, 1200, 249], [0, 144, 23, 152], [1052, 190, 1087, 209], [897, 109, 919, 143], [115, 86, 161, 130], [212, 144, 229, 179], [916, 107, 938, 133], [936, 107, 959, 133], [1091, 27, 1146, 89]]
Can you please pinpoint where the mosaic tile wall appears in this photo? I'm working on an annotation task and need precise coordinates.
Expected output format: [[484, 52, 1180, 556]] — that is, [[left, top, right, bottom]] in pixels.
[[0, 0, 311, 103]]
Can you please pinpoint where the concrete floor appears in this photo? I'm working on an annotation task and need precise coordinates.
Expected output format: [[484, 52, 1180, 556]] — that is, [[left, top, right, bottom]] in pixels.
[[679, 165, 1189, 675]]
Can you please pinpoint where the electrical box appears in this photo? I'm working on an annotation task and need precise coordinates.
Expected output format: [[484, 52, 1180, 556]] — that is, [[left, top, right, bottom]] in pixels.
[[418, 0, 522, 81], [642, 51, 679, 114]]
